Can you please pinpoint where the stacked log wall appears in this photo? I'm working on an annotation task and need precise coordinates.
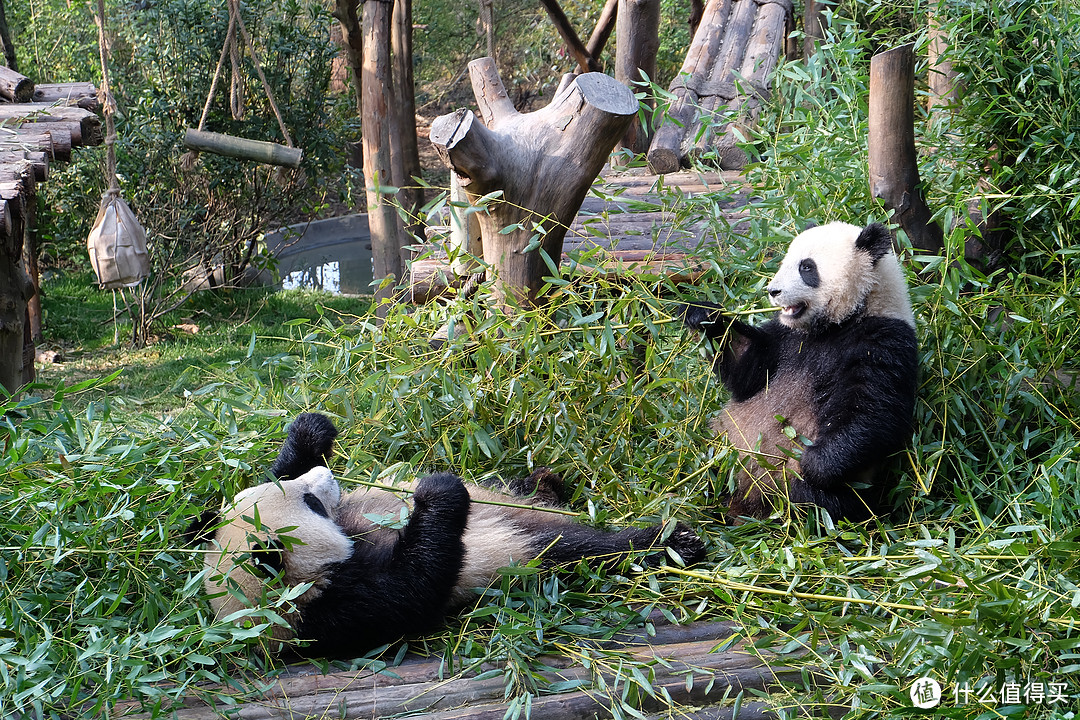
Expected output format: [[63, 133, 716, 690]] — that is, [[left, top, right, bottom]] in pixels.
[[0, 78, 102, 396]]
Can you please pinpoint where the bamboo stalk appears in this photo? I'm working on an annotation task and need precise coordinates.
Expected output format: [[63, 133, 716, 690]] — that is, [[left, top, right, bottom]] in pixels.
[[183, 128, 303, 168]]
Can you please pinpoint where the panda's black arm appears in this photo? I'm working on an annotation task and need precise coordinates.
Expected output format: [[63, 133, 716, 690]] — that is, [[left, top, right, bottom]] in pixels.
[[799, 322, 918, 490], [294, 473, 471, 658], [680, 300, 783, 401]]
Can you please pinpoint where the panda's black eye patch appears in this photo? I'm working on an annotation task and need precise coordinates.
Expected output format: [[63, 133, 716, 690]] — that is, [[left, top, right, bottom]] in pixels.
[[798, 259, 820, 288], [303, 492, 329, 518]]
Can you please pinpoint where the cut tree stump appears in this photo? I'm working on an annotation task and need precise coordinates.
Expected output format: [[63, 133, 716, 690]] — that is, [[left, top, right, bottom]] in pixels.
[[429, 58, 637, 308]]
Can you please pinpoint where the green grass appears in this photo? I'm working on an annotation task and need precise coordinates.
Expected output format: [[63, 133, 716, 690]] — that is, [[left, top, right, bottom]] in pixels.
[[33, 272, 374, 412]]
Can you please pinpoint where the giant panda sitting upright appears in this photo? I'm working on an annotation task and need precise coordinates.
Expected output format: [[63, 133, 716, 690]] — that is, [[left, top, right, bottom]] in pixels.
[[186, 413, 706, 658], [682, 222, 918, 523]]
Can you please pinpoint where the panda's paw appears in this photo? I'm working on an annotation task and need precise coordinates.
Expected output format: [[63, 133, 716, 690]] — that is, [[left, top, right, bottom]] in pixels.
[[663, 523, 707, 565], [414, 472, 470, 509], [678, 300, 728, 337]]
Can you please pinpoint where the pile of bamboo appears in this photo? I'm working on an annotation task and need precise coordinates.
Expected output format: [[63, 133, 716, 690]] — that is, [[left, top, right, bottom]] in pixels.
[[647, 0, 794, 174], [0, 66, 102, 395]]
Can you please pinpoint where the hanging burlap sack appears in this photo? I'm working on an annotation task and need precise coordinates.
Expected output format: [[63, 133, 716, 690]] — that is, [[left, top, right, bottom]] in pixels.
[[87, 192, 150, 289]]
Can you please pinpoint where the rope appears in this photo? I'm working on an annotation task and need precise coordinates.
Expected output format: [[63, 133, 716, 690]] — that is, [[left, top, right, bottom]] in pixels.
[[230, 0, 293, 148], [189, 0, 294, 148], [94, 0, 120, 198]]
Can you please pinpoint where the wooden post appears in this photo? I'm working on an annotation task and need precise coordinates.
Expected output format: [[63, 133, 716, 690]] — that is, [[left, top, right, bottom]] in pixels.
[[0, 168, 32, 397], [477, 0, 495, 59], [540, 0, 602, 73], [614, 0, 660, 156], [927, 11, 960, 116], [392, 0, 424, 260], [803, 0, 825, 57], [362, 0, 405, 308], [429, 59, 636, 308], [868, 44, 943, 253]]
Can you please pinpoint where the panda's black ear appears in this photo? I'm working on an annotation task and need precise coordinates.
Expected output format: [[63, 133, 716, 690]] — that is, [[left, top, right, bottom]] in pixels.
[[182, 510, 221, 546], [855, 223, 894, 263]]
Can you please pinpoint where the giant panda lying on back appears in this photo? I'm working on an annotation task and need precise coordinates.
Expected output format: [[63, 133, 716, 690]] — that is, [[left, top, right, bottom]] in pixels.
[[682, 222, 918, 523], [186, 413, 706, 658]]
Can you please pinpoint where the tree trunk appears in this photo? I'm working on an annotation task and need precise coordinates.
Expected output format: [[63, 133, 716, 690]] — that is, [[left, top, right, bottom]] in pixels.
[[868, 43, 942, 253], [803, 0, 825, 57], [392, 0, 424, 262], [363, 0, 404, 309], [0, 0, 17, 71], [585, 0, 618, 62], [614, 0, 660, 156], [429, 59, 636, 308], [332, 0, 364, 116]]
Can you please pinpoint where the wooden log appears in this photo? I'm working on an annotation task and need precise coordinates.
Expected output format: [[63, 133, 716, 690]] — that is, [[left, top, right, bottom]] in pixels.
[[0, 152, 48, 182], [585, 0, 619, 61], [32, 82, 101, 110], [430, 59, 636, 308], [0, 66, 33, 103], [614, 0, 660, 155], [646, 0, 732, 173], [700, 0, 788, 168], [0, 128, 71, 162], [127, 625, 812, 719], [540, 0, 602, 73], [868, 44, 942, 252], [0, 104, 103, 147], [183, 128, 303, 168]]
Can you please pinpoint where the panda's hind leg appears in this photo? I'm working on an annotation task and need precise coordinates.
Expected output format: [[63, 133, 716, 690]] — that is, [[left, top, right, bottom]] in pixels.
[[269, 413, 339, 481], [531, 522, 706, 568]]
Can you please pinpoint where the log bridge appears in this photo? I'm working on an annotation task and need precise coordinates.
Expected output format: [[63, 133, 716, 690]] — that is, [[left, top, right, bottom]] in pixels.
[[117, 620, 825, 719], [0, 66, 103, 397]]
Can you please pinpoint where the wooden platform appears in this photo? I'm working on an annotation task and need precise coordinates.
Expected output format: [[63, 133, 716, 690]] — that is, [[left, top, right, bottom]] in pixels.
[[118, 620, 818, 719], [410, 170, 749, 303]]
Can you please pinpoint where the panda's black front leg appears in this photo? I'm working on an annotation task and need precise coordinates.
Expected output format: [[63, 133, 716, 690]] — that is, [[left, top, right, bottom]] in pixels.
[[680, 299, 781, 402], [295, 473, 471, 658]]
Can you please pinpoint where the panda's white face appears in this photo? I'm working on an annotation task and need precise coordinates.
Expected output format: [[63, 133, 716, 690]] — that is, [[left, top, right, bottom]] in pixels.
[[767, 222, 913, 331], [204, 467, 353, 624]]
